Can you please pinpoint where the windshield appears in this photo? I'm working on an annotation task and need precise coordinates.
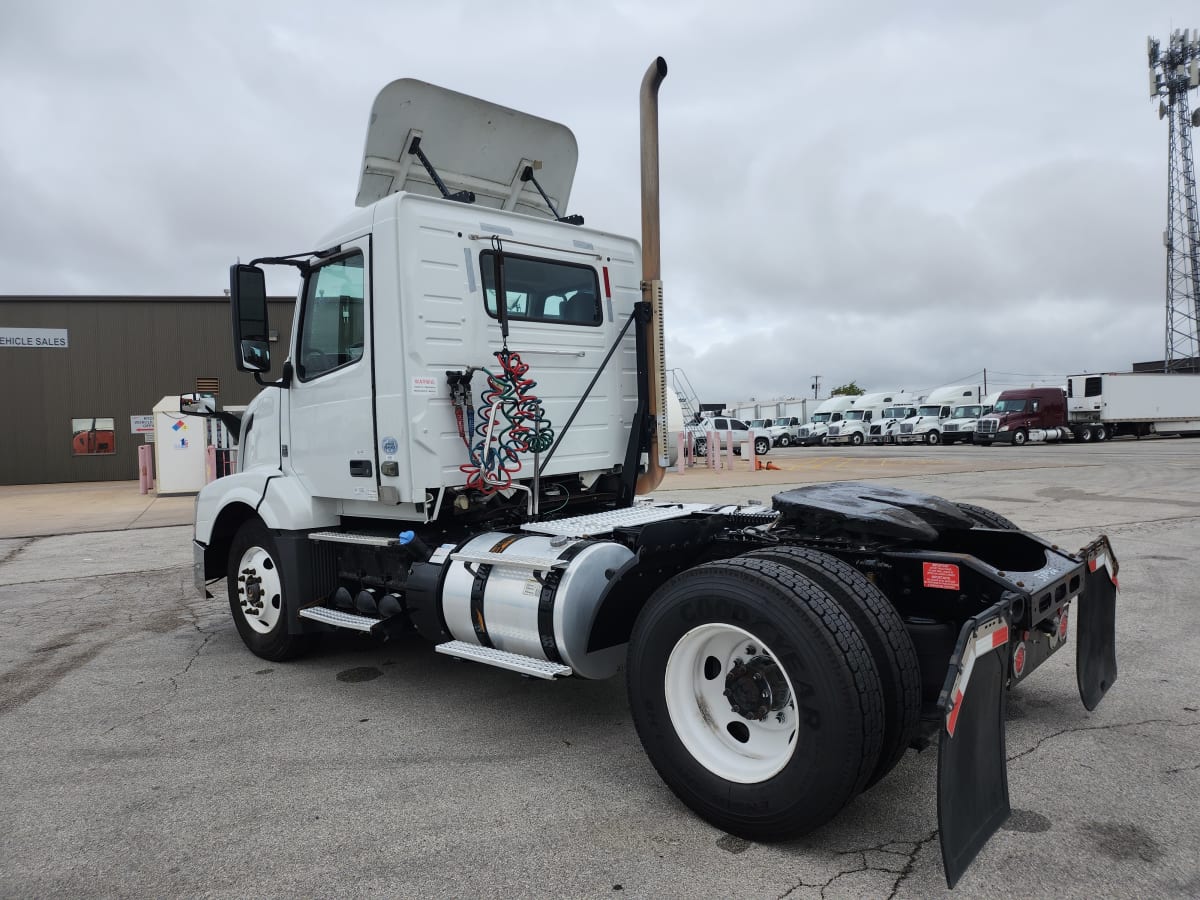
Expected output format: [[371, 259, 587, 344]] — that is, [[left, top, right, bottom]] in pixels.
[[811, 413, 831, 423], [843, 410, 866, 421], [918, 405, 943, 417], [750, 419, 766, 428], [993, 399, 1028, 413], [951, 405, 983, 419]]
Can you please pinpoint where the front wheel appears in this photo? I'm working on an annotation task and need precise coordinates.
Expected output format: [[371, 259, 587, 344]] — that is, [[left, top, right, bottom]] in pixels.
[[227, 520, 314, 661], [693, 437, 707, 457], [777, 434, 792, 448], [627, 559, 884, 839], [925, 430, 941, 446], [1012, 429, 1028, 446], [850, 432, 864, 446]]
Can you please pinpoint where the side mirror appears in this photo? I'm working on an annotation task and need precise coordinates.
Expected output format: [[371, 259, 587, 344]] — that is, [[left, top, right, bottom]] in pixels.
[[180, 392, 216, 416], [230, 264, 271, 373]]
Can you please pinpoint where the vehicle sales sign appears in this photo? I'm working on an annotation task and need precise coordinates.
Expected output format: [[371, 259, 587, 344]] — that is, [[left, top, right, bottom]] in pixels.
[[0, 327, 69, 349]]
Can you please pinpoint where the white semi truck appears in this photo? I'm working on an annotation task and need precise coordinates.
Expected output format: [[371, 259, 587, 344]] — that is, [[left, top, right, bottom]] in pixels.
[[867, 399, 920, 445], [827, 392, 906, 446], [796, 396, 856, 446], [183, 60, 1119, 888], [940, 393, 1000, 445], [896, 385, 982, 446]]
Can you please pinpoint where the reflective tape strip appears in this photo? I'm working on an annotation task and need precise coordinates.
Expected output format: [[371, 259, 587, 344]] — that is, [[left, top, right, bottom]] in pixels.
[[945, 617, 1009, 737], [1088, 552, 1119, 589]]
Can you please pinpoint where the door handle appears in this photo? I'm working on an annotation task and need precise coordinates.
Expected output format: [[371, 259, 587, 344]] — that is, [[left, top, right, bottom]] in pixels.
[[349, 460, 373, 477]]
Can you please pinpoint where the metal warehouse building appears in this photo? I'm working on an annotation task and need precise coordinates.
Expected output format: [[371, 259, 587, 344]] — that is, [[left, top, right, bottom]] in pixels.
[[0, 296, 295, 486]]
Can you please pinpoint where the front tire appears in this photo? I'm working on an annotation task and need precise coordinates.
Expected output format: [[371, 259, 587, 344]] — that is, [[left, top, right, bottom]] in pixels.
[[778, 434, 792, 448], [850, 432, 864, 446], [925, 430, 941, 446], [627, 559, 884, 839], [1012, 429, 1028, 446], [227, 520, 314, 661]]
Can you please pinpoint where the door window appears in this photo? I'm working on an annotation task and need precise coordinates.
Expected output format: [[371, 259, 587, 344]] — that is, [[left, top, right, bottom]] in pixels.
[[297, 253, 365, 381]]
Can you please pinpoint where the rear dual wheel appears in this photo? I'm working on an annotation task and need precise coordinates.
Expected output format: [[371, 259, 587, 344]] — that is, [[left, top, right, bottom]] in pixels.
[[628, 558, 885, 839]]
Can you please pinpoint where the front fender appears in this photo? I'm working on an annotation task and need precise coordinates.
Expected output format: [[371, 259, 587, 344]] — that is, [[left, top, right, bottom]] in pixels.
[[194, 471, 337, 544]]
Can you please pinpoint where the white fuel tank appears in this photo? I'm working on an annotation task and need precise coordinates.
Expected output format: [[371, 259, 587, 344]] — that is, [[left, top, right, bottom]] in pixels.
[[440, 532, 634, 679]]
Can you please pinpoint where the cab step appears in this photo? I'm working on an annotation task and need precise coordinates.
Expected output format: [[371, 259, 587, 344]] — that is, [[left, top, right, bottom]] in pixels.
[[435, 640, 573, 679], [298, 606, 383, 632], [308, 531, 397, 547]]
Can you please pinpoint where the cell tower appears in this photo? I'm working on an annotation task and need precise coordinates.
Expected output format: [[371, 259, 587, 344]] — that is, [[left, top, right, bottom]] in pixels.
[[1148, 30, 1200, 371]]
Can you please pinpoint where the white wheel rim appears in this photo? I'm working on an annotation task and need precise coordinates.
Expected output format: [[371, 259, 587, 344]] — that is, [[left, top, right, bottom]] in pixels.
[[235, 546, 283, 634], [664, 624, 798, 783]]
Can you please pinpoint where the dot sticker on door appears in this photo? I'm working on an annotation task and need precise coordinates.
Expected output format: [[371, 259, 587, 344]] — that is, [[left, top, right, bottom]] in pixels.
[[381, 436, 399, 455]]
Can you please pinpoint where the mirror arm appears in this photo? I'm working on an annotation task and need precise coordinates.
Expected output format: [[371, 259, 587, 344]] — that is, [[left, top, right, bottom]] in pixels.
[[253, 360, 293, 390]]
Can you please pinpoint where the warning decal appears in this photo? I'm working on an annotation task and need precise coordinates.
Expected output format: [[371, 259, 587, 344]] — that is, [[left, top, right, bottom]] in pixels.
[[922, 561, 961, 590]]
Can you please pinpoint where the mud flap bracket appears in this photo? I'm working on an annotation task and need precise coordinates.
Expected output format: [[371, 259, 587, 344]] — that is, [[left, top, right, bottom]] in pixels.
[[936, 598, 1012, 888], [1077, 535, 1119, 711]]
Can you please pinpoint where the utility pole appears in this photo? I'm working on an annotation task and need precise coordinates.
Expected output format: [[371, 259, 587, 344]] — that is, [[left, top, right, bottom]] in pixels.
[[1148, 30, 1200, 370], [811, 375, 821, 399]]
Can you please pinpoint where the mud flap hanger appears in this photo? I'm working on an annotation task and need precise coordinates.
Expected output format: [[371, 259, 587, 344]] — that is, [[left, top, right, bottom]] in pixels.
[[936, 598, 1013, 889]]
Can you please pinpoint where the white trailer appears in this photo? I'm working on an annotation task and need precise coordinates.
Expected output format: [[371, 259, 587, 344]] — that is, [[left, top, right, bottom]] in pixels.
[[1068, 373, 1200, 437]]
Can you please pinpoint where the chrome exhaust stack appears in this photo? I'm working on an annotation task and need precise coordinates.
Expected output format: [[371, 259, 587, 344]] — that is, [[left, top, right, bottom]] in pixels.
[[635, 56, 669, 496]]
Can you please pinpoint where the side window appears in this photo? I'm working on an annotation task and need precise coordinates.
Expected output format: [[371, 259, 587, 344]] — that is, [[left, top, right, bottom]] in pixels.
[[732, 420, 749, 431], [832, 413, 842, 422], [1085, 377, 1102, 397], [864, 411, 873, 422], [942, 406, 951, 417], [1031, 400, 1040, 412], [297, 253, 365, 381], [480, 251, 601, 326], [713, 418, 728, 430]]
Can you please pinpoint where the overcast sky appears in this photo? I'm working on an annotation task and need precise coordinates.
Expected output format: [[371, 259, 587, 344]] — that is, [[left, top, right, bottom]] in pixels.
[[1, 0, 1195, 404]]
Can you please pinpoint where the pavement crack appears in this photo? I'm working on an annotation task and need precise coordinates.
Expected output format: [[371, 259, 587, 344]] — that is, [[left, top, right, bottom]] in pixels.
[[1008, 717, 1200, 763], [776, 830, 938, 899]]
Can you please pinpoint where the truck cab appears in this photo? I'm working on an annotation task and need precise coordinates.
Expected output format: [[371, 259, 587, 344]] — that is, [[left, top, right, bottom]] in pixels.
[[868, 404, 918, 445], [797, 396, 856, 446], [766, 415, 803, 446], [828, 392, 903, 447], [974, 388, 1066, 445], [897, 385, 981, 446], [940, 393, 998, 445]]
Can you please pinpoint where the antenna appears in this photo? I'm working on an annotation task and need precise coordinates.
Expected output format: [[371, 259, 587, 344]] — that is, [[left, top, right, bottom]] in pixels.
[[1148, 29, 1200, 371]]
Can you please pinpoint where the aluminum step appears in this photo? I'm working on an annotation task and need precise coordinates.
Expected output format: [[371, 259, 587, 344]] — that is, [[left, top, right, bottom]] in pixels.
[[298, 606, 382, 632], [449, 551, 568, 571], [435, 640, 572, 679], [520, 503, 710, 538], [308, 531, 397, 547]]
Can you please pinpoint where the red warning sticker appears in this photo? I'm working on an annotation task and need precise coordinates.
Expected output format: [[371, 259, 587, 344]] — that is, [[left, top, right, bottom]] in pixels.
[[923, 561, 961, 590]]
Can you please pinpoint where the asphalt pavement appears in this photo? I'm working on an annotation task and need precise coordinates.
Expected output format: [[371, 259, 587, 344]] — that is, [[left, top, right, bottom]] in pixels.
[[1, 439, 1198, 898]]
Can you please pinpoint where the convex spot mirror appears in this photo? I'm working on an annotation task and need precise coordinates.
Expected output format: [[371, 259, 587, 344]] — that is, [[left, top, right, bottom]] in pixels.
[[230, 264, 271, 373], [180, 393, 216, 416]]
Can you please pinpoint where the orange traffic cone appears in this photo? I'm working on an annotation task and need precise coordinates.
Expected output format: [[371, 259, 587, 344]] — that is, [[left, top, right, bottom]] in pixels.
[[755, 459, 764, 470], [766, 461, 781, 470]]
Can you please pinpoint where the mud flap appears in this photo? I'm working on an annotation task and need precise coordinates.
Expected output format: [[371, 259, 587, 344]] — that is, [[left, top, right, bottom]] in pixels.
[[1077, 536, 1119, 711], [936, 600, 1012, 888]]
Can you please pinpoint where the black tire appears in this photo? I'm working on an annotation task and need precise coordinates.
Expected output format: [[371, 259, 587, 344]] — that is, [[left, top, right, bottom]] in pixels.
[[755, 437, 770, 456], [851, 432, 864, 446], [1078, 426, 1093, 443], [227, 520, 314, 661], [778, 434, 792, 448], [627, 558, 884, 840], [1095, 424, 1108, 442], [1012, 429, 1028, 446], [925, 430, 941, 446], [953, 502, 1021, 531], [693, 437, 707, 457], [739, 546, 921, 789]]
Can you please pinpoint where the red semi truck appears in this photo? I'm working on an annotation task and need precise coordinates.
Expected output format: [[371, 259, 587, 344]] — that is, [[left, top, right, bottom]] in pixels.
[[974, 373, 1200, 445]]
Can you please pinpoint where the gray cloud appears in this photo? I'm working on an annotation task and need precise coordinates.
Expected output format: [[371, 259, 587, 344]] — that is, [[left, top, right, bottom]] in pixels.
[[0, 0, 1191, 404]]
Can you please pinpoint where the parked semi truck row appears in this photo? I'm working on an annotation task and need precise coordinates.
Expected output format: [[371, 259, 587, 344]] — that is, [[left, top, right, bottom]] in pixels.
[[183, 59, 1119, 888]]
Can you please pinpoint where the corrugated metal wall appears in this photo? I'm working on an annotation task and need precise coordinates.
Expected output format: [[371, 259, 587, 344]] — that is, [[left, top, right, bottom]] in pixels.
[[0, 296, 295, 485]]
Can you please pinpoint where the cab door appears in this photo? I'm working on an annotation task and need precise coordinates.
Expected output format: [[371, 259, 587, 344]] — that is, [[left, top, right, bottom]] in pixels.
[[287, 238, 378, 502]]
